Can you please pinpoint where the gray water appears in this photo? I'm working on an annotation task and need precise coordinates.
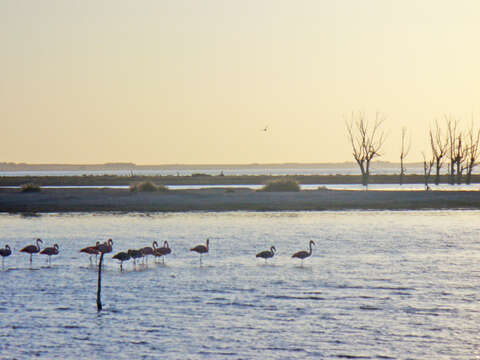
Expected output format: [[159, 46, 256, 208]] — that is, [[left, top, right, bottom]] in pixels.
[[1, 211, 480, 359], [0, 164, 449, 177]]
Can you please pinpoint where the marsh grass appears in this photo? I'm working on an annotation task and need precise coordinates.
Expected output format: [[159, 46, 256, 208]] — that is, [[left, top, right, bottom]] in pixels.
[[260, 178, 300, 192], [129, 181, 169, 192], [20, 183, 41, 193]]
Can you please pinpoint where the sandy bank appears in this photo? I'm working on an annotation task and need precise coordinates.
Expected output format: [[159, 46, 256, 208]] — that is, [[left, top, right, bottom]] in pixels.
[[1, 188, 480, 213]]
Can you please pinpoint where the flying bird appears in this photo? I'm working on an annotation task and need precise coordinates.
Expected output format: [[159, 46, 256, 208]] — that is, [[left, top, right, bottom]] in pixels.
[[20, 238, 43, 264], [292, 240, 315, 266], [256, 246, 276, 264]]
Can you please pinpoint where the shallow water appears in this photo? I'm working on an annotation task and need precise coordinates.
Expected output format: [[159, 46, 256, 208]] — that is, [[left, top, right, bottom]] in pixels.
[[3, 183, 480, 191], [1, 211, 480, 359], [2, 163, 475, 177]]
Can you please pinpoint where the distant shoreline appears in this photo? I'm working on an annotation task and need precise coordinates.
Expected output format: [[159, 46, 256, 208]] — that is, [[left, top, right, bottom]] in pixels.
[[0, 161, 419, 171], [0, 174, 478, 186], [1, 188, 480, 213]]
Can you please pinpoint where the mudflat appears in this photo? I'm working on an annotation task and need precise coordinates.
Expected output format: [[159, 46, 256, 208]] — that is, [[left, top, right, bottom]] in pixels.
[[1, 188, 480, 213]]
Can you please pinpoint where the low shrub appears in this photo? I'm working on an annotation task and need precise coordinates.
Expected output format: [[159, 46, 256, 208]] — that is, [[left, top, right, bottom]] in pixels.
[[260, 179, 300, 192], [129, 181, 168, 192], [20, 183, 41, 193]]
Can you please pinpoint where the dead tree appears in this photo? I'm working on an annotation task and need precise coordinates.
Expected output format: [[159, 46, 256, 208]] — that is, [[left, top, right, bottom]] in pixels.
[[429, 120, 448, 185], [399, 127, 411, 185], [446, 117, 462, 184], [97, 252, 104, 311], [346, 112, 386, 188], [454, 134, 466, 184], [464, 121, 480, 184], [422, 152, 434, 191]]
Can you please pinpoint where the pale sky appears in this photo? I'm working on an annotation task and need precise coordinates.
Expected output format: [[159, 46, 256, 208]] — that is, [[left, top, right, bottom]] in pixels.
[[1, 0, 480, 164]]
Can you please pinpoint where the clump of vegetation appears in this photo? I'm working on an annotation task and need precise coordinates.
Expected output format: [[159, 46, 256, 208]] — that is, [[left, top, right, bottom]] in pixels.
[[20, 183, 41, 193], [129, 181, 168, 192], [317, 186, 329, 191], [260, 179, 300, 192]]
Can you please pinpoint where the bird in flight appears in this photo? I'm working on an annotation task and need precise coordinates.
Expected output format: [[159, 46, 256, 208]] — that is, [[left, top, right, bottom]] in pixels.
[[261, 125, 269, 132]]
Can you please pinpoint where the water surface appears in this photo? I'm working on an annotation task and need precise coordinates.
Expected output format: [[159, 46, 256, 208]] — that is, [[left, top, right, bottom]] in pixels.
[[1, 211, 479, 359]]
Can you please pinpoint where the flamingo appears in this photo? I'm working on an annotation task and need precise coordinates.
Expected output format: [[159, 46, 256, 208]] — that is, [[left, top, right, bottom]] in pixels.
[[95, 239, 113, 254], [40, 244, 59, 265], [112, 251, 131, 271], [140, 241, 158, 265], [20, 238, 43, 264], [154, 241, 171, 264], [256, 246, 276, 264], [127, 249, 143, 266], [80, 241, 100, 264], [190, 238, 209, 264], [0, 245, 12, 267], [292, 240, 315, 266]]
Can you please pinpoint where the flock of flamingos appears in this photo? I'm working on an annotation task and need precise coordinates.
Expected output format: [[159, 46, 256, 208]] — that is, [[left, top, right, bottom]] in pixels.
[[0, 238, 316, 269]]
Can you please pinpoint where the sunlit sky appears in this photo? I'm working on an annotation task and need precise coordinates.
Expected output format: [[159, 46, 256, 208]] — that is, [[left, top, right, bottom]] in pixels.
[[1, 0, 480, 164]]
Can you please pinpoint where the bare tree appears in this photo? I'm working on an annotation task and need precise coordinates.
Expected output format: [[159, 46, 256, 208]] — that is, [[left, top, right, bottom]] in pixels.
[[422, 151, 434, 191], [446, 116, 464, 184], [399, 127, 411, 185], [429, 120, 448, 185], [346, 112, 386, 188], [464, 120, 480, 185]]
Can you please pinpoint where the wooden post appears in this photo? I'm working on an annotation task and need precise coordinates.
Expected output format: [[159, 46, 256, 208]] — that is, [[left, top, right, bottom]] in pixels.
[[97, 252, 104, 311]]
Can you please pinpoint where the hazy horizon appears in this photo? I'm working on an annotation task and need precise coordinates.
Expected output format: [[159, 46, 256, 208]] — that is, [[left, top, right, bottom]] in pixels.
[[2, 1, 480, 164], [0, 159, 429, 168]]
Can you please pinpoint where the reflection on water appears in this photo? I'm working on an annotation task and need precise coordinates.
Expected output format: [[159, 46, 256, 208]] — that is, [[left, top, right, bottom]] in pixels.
[[1, 211, 480, 359]]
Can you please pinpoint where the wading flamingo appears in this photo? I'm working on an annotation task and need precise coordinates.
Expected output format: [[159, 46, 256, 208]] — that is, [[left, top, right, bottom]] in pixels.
[[40, 244, 59, 265], [292, 240, 315, 266], [20, 238, 43, 264], [256, 246, 276, 264], [190, 238, 209, 265]]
